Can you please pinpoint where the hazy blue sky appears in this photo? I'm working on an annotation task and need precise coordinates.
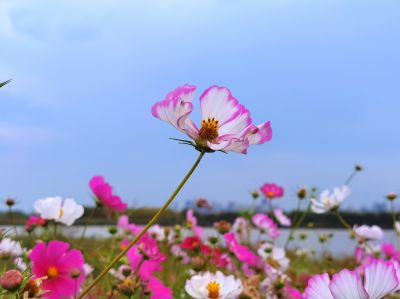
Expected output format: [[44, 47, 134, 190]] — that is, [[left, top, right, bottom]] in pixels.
[[1, 0, 399, 212]]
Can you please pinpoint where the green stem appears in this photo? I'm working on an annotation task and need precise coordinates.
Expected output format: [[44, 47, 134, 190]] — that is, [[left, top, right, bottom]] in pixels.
[[285, 201, 310, 249], [335, 210, 374, 253], [9, 207, 20, 240], [77, 151, 206, 299]]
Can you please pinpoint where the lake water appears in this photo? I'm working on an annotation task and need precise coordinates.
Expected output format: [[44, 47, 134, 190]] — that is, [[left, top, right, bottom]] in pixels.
[[3, 226, 396, 257]]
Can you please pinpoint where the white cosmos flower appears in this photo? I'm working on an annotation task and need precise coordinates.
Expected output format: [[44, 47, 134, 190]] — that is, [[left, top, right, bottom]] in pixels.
[[353, 225, 383, 241], [185, 271, 243, 299], [34, 196, 84, 226], [14, 257, 27, 271], [148, 224, 165, 241], [311, 186, 351, 214], [0, 238, 23, 257], [257, 243, 290, 271]]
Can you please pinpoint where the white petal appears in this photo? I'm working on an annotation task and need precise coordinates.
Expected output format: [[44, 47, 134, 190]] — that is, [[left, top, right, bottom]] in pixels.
[[329, 269, 368, 299], [304, 273, 334, 299], [364, 259, 398, 298]]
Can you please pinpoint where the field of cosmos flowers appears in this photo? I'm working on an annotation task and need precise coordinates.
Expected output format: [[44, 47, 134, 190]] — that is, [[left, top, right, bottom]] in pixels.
[[1, 81, 400, 299]]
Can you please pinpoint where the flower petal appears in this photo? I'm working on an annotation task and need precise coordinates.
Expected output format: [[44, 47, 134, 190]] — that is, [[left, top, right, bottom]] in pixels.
[[247, 121, 273, 145], [200, 85, 243, 126], [151, 84, 199, 138], [329, 269, 368, 299], [304, 273, 334, 299], [363, 259, 398, 298]]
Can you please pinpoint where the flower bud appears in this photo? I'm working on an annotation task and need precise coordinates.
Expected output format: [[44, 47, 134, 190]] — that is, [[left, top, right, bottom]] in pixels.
[[355, 164, 363, 172], [387, 192, 397, 201], [70, 268, 81, 279], [108, 226, 118, 235], [208, 236, 219, 245], [191, 256, 205, 272], [5, 198, 16, 207], [297, 187, 307, 199], [213, 220, 231, 234], [251, 191, 260, 200], [121, 265, 132, 277], [196, 198, 211, 209], [0, 269, 23, 291]]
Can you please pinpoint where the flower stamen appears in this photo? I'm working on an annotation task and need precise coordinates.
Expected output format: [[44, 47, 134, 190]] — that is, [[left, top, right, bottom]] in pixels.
[[47, 267, 59, 279], [199, 117, 219, 142], [207, 281, 220, 299]]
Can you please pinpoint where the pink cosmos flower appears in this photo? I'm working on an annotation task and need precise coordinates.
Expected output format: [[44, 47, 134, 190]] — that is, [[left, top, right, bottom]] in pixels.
[[89, 176, 127, 213], [273, 209, 292, 227], [147, 276, 173, 299], [25, 216, 47, 232], [187, 209, 204, 238], [260, 183, 284, 199], [29, 240, 85, 299], [303, 258, 400, 299], [224, 232, 260, 268], [252, 213, 280, 239], [382, 243, 400, 261], [151, 84, 272, 154]]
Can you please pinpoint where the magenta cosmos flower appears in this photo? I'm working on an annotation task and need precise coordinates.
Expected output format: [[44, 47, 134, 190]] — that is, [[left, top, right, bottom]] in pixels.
[[151, 84, 272, 154], [89, 176, 127, 213], [260, 183, 284, 199], [29, 240, 85, 299]]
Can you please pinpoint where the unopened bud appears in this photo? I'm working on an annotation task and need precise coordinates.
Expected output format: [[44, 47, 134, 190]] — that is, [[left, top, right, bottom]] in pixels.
[[213, 220, 231, 234], [251, 191, 260, 199], [299, 233, 307, 240], [108, 226, 118, 235], [5, 198, 15, 207], [121, 266, 132, 277], [387, 192, 397, 201], [355, 164, 363, 172], [0, 269, 23, 291], [297, 187, 307, 199], [191, 256, 205, 272], [70, 268, 81, 279], [208, 236, 219, 245]]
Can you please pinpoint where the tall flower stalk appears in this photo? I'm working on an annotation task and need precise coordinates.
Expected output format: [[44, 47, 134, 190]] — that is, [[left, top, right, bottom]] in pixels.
[[77, 151, 206, 298]]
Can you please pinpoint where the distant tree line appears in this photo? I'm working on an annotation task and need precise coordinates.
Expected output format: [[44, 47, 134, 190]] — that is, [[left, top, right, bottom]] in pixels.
[[0, 207, 395, 229]]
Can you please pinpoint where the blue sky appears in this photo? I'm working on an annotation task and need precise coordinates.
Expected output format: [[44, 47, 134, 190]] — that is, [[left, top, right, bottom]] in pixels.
[[1, 0, 399, 212]]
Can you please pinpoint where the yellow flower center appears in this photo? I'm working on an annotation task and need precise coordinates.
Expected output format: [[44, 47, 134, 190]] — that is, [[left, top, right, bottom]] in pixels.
[[199, 118, 219, 142], [47, 267, 59, 279], [207, 281, 220, 299], [59, 208, 64, 218], [266, 191, 275, 198]]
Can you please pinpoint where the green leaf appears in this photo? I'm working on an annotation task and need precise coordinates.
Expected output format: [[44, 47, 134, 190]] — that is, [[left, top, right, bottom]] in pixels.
[[0, 79, 12, 88]]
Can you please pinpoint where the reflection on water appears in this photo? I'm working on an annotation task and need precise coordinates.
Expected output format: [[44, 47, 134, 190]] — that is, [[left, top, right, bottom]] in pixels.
[[3, 226, 397, 257]]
